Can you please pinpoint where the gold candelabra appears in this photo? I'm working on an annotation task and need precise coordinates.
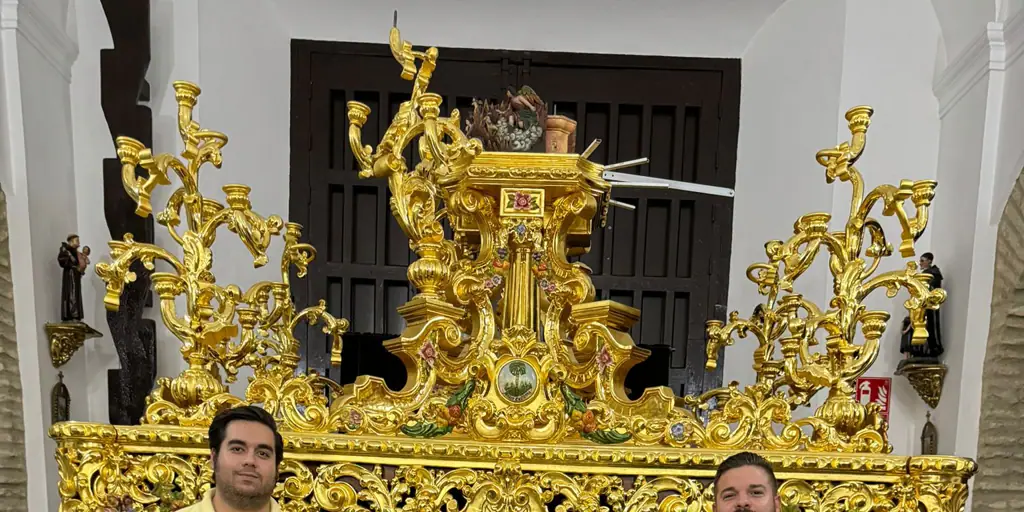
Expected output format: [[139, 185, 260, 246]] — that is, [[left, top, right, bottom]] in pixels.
[[97, 81, 348, 428], [702, 106, 945, 453], [47, 24, 974, 512]]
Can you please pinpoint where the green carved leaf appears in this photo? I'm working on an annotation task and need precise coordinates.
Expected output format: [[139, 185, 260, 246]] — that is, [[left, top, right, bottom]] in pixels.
[[400, 422, 453, 439], [582, 428, 632, 444], [560, 384, 588, 414], [446, 379, 476, 407]]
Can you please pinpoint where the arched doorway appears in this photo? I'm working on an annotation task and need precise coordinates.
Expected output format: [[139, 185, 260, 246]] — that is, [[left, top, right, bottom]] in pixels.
[[974, 168, 1024, 510], [0, 183, 28, 509]]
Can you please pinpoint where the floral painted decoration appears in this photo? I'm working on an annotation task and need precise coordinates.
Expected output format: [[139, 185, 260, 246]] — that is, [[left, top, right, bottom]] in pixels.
[[346, 409, 364, 431], [531, 252, 558, 294], [506, 190, 540, 213], [596, 346, 613, 372], [418, 341, 437, 368], [560, 384, 631, 444], [486, 247, 510, 290], [401, 379, 477, 438]]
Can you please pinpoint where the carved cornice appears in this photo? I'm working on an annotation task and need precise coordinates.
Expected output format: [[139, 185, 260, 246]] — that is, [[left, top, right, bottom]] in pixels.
[[0, 0, 78, 82], [934, 29, 991, 118], [934, 9, 1024, 118], [52, 422, 974, 479], [1000, 5, 1024, 70]]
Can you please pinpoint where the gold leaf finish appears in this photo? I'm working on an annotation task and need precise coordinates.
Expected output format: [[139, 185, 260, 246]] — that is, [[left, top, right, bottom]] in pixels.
[[46, 321, 102, 368], [99, 81, 349, 428], [50, 422, 975, 512], [50, 25, 975, 511], [896, 361, 947, 409]]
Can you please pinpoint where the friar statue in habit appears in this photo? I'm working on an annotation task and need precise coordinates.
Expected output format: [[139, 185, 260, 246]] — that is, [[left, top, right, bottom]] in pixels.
[[57, 234, 84, 322], [902, 252, 944, 358]]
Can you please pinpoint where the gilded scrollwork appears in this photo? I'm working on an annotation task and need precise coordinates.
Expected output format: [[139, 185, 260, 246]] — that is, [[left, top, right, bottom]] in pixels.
[[99, 81, 348, 429], [46, 321, 103, 368], [52, 23, 978, 512], [701, 106, 943, 454], [48, 422, 976, 511]]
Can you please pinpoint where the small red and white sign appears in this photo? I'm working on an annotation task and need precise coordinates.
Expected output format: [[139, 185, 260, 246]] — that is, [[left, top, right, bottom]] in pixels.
[[855, 377, 891, 423]]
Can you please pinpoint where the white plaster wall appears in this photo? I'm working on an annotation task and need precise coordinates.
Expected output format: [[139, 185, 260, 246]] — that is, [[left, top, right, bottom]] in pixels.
[[831, 0, 942, 456], [990, 10, 1024, 224], [727, 0, 844, 394], [69, 0, 118, 424], [924, 12, 1024, 489], [21, 37, 82, 512], [932, 0, 997, 62], [1, 0, 81, 509], [275, 0, 785, 58], [72, 0, 209, 420], [731, 0, 943, 457], [929, 79, 989, 458], [946, 16, 1024, 512], [146, 0, 206, 399]]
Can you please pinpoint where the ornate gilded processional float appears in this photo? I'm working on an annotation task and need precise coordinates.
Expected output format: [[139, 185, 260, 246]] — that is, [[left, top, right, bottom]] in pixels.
[[49, 25, 975, 512]]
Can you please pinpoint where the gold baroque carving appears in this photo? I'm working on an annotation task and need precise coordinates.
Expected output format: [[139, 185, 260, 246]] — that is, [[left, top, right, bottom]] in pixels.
[[49, 422, 976, 511], [46, 321, 102, 368], [896, 361, 947, 409], [50, 21, 977, 512], [466, 165, 588, 180]]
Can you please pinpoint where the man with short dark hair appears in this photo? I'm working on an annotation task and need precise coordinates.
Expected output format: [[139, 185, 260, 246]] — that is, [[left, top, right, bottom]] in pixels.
[[176, 405, 283, 511], [713, 451, 781, 512]]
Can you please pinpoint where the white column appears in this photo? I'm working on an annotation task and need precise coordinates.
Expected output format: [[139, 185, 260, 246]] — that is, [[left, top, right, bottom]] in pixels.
[[0, 0, 79, 509], [928, 6, 1024, 509]]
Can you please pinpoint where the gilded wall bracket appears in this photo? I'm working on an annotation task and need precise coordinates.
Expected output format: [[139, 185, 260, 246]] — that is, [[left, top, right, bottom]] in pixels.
[[46, 321, 103, 368], [895, 358, 947, 409]]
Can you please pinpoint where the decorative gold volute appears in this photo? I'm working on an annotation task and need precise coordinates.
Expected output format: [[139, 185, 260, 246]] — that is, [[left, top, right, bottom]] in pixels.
[[49, 22, 976, 512], [46, 321, 102, 368], [702, 105, 945, 454], [98, 81, 348, 427], [337, 23, 955, 454]]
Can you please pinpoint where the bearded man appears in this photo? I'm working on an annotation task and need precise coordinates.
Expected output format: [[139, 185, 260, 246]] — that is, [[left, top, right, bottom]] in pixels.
[[176, 406, 282, 511]]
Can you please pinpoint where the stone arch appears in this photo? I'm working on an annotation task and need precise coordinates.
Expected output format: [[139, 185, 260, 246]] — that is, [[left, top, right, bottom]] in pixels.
[[974, 168, 1024, 511], [0, 183, 27, 509]]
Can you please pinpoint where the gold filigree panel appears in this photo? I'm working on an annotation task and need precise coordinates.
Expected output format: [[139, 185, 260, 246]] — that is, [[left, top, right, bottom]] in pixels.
[[52, 423, 974, 512]]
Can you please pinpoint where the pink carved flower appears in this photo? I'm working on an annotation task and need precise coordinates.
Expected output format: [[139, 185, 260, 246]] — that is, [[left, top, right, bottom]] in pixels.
[[596, 347, 613, 372], [418, 341, 437, 367], [513, 192, 532, 210], [348, 410, 363, 429]]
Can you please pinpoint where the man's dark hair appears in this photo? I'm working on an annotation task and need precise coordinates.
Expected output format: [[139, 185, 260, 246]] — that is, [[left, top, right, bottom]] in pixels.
[[922, 252, 934, 261], [208, 405, 284, 466], [66, 234, 78, 243], [714, 451, 778, 494]]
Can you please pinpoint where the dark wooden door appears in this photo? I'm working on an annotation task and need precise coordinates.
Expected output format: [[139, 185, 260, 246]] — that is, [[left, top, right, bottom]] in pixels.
[[290, 41, 739, 396]]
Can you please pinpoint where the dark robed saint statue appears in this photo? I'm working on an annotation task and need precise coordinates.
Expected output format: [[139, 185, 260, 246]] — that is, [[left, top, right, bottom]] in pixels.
[[58, 234, 84, 322], [901, 252, 944, 358]]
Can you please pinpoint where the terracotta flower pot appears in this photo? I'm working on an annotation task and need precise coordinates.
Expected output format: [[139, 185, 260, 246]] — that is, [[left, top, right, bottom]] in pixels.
[[545, 115, 577, 154]]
